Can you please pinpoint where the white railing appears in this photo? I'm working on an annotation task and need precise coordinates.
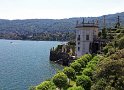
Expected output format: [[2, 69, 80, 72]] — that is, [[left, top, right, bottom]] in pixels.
[[76, 23, 98, 27]]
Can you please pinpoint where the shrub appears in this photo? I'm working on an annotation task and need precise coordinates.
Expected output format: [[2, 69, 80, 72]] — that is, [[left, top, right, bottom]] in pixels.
[[77, 59, 86, 68], [98, 32, 102, 37], [94, 59, 124, 79], [76, 74, 91, 90], [36, 81, 52, 90], [52, 72, 68, 90], [70, 62, 82, 73], [82, 68, 93, 77], [107, 42, 114, 47], [67, 86, 84, 90], [107, 48, 115, 56], [80, 56, 89, 64], [83, 54, 92, 61], [107, 34, 114, 39], [116, 29, 120, 33], [118, 36, 124, 49], [86, 63, 96, 70], [120, 29, 124, 33], [92, 59, 124, 90], [105, 86, 116, 90], [110, 54, 119, 60], [63, 67, 75, 80], [91, 56, 99, 61], [88, 60, 98, 65], [116, 33, 124, 39], [103, 46, 113, 55], [110, 49, 124, 60], [91, 78, 107, 90], [102, 28, 107, 39]]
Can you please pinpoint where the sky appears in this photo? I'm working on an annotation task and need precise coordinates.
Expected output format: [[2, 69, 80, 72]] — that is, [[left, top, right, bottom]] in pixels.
[[0, 0, 124, 20]]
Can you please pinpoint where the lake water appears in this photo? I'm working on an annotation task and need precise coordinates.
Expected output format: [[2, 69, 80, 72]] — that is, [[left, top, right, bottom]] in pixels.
[[0, 40, 64, 90]]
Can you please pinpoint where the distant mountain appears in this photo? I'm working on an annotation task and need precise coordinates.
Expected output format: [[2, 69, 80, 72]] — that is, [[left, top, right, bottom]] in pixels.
[[0, 12, 124, 41]]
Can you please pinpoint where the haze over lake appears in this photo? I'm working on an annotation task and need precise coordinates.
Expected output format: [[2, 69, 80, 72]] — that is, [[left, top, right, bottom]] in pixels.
[[0, 40, 63, 90]]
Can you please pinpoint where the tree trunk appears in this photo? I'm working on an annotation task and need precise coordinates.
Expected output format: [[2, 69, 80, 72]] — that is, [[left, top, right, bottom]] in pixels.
[[67, 78, 70, 84]]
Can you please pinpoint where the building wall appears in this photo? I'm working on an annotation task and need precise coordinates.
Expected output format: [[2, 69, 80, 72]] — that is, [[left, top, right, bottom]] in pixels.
[[76, 27, 98, 58]]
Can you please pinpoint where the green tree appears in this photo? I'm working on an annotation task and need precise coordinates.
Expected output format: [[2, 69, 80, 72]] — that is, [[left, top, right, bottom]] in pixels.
[[107, 48, 115, 56], [116, 29, 120, 33], [98, 32, 102, 38], [84, 54, 92, 61], [81, 57, 88, 65], [82, 68, 93, 78], [118, 36, 124, 49], [120, 29, 124, 33], [92, 58, 124, 90], [52, 72, 68, 90], [36, 81, 53, 90], [67, 86, 84, 90], [70, 62, 82, 73], [102, 28, 107, 39], [76, 74, 91, 90], [86, 63, 96, 70], [103, 46, 113, 55], [63, 67, 75, 83], [91, 78, 107, 90], [77, 59, 86, 68], [110, 49, 124, 60]]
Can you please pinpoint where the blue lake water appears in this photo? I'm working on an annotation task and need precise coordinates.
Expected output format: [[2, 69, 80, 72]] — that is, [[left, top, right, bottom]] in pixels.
[[0, 40, 64, 90]]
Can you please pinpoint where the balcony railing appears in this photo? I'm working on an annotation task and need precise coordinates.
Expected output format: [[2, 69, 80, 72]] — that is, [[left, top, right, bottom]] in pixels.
[[76, 23, 98, 28]]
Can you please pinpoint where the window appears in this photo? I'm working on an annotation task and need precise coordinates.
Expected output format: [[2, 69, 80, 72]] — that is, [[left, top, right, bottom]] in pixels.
[[77, 35, 80, 41], [78, 42, 80, 45], [86, 35, 89, 40], [78, 47, 80, 51]]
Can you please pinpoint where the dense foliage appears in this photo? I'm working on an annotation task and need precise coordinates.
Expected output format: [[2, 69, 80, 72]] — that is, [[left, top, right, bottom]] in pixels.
[[67, 86, 84, 90], [91, 28, 124, 90], [63, 67, 76, 81], [70, 62, 82, 73], [52, 72, 68, 90], [36, 81, 55, 90], [76, 74, 91, 90], [91, 51, 124, 90]]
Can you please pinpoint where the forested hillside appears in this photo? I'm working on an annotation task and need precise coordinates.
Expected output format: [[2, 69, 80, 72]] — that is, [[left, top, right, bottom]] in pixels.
[[0, 12, 124, 41]]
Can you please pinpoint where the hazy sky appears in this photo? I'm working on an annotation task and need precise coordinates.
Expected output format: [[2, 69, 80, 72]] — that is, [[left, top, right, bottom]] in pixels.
[[0, 0, 124, 19]]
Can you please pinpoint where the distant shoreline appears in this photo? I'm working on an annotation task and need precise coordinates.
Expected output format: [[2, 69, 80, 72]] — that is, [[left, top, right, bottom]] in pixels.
[[0, 38, 68, 42]]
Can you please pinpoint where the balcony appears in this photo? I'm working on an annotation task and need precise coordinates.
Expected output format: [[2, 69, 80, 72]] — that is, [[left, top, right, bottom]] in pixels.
[[76, 23, 98, 28]]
